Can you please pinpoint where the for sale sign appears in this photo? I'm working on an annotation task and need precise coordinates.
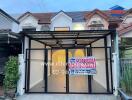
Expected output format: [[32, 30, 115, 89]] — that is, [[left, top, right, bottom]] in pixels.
[[68, 57, 96, 75]]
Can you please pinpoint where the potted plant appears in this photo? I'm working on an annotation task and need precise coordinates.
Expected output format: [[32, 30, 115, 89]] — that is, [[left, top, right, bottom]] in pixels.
[[3, 56, 19, 99]]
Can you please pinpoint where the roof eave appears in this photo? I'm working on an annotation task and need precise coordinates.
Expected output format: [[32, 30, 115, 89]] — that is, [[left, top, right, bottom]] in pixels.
[[0, 9, 19, 24]]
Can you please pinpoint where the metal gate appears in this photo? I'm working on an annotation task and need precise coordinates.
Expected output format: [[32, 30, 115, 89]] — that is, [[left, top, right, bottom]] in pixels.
[[25, 47, 113, 94]]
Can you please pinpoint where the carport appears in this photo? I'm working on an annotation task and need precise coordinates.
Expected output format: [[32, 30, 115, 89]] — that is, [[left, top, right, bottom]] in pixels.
[[20, 30, 119, 94]]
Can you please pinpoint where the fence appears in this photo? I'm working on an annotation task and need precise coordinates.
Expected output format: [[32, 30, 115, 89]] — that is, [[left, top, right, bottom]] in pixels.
[[120, 58, 132, 95]]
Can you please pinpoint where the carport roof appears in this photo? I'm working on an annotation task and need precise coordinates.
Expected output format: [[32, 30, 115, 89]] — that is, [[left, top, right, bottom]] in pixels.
[[21, 30, 115, 48], [0, 29, 21, 44]]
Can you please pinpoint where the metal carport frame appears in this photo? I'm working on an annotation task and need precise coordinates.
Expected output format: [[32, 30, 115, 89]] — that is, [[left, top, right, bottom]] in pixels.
[[20, 30, 115, 48], [20, 30, 118, 94]]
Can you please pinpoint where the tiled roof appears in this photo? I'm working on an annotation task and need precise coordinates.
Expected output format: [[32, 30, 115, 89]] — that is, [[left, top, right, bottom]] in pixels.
[[32, 13, 53, 24], [118, 23, 132, 36], [31, 11, 90, 23], [85, 9, 109, 21], [18, 9, 127, 24]]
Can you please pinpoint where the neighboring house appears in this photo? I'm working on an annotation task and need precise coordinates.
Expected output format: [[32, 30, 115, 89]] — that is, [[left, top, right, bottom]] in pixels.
[[0, 9, 19, 32], [0, 9, 21, 96], [117, 8, 132, 57], [118, 8, 132, 37]]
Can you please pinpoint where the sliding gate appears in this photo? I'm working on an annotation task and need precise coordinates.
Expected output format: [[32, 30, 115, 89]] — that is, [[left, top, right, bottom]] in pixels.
[[25, 47, 113, 94]]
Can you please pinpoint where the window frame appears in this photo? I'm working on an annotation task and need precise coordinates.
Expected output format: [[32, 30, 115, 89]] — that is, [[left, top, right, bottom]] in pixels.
[[54, 27, 70, 31]]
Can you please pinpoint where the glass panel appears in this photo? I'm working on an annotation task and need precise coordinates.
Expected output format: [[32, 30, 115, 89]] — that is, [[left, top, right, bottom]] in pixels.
[[68, 49, 88, 92], [29, 50, 44, 92], [91, 48, 107, 93], [48, 49, 66, 92]]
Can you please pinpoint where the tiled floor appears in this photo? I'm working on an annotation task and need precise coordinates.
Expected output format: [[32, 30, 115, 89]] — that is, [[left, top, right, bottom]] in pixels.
[[29, 79, 106, 92], [29, 80, 44, 92]]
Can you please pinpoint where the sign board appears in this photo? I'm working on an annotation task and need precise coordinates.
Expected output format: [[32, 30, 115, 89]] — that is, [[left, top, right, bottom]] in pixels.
[[68, 57, 96, 75]]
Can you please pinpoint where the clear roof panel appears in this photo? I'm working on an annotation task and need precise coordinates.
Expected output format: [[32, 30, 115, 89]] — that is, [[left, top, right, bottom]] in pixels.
[[21, 30, 114, 47]]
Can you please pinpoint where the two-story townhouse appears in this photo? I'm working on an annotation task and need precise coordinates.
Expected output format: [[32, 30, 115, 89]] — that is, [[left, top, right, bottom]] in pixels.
[[16, 5, 126, 97]]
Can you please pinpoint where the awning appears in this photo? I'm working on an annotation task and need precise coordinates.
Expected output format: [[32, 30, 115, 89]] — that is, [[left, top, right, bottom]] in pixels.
[[0, 29, 21, 44], [21, 30, 115, 48]]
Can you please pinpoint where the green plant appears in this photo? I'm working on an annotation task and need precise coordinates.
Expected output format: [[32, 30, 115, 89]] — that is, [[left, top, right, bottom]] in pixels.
[[4, 56, 19, 91], [121, 64, 132, 95], [120, 38, 127, 58]]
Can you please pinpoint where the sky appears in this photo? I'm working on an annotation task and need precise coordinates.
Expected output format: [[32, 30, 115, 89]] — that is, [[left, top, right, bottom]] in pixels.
[[0, 0, 132, 14]]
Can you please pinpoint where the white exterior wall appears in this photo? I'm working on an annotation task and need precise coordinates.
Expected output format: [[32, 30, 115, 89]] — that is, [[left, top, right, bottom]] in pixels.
[[51, 12, 72, 30], [86, 14, 109, 29], [122, 14, 132, 24], [0, 13, 12, 29], [30, 40, 44, 89], [92, 39, 104, 47], [92, 48, 107, 90], [72, 22, 86, 30], [19, 15, 41, 31], [121, 31, 132, 37], [0, 12, 19, 33], [12, 22, 19, 33]]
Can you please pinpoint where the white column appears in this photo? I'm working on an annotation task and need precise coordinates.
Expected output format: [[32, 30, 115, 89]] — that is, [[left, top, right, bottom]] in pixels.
[[112, 53, 119, 95], [17, 54, 25, 95], [17, 36, 30, 95], [113, 31, 120, 96]]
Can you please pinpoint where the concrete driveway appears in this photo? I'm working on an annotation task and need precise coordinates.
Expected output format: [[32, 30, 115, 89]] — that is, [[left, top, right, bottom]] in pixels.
[[17, 94, 120, 100]]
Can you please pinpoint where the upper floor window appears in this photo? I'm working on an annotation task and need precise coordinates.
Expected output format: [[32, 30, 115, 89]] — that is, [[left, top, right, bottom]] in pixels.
[[54, 27, 70, 31], [89, 20, 104, 30], [22, 27, 36, 31], [41, 24, 50, 31]]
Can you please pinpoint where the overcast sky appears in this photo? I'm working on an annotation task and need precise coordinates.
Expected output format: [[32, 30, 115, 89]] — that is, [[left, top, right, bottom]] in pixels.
[[0, 0, 132, 14]]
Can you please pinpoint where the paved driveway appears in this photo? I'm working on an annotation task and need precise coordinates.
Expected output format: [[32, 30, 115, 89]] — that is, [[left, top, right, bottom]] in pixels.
[[17, 94, 120, 100]]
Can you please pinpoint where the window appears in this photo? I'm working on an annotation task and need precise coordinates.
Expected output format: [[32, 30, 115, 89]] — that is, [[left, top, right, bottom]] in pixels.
[[90, 27, 96, 30], [54, 27, 70, 31], [97, 27, 104, 30], [23, 28, 36, 31], [90, 27, 104, 30], [91, 21, 98, 25], [89, 20, 104, 30], [41, 24, 50, 31]]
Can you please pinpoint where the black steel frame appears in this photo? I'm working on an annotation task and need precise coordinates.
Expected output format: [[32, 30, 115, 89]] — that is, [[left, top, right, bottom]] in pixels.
[[25, 47, 113, 94], [23, 30, 115, 94], [21, 30, 115, 48]]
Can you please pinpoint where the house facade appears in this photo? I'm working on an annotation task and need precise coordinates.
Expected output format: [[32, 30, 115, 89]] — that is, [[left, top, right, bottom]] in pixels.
[[17, 6, 129, 96], [1, 5, 132, 97]]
